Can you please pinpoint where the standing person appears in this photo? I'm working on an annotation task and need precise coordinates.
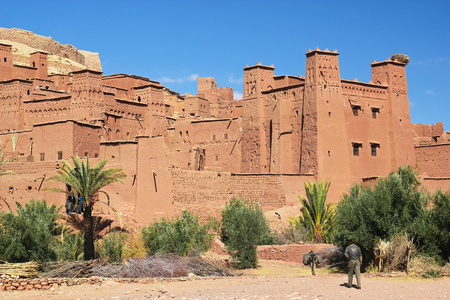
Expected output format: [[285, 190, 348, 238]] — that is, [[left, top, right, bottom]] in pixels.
[[344, 239, 362, 289], [65, 193, 76, 215]]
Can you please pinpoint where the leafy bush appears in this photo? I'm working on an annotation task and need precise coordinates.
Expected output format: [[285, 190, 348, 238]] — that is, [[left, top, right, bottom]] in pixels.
[[0, 199, 62, 262], [141, 210, 213, 256], [98, 231, 128, 263], [220, 198, 276, 269], [417, 189, 450, 262], [332, 166, 427, 257], [55, 231, 84, 261]]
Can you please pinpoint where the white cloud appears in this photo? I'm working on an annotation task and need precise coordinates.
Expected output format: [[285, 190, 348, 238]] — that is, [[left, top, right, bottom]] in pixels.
[[425, 90, 435, 95], [229, 74, 243, 84], [187, 74, 199, 81], [159, 77, 176, 83], [233, 91, 243, 100], [158, 73, 199, 84]]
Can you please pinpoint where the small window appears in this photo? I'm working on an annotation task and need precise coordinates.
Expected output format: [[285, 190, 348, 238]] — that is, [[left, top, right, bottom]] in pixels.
[[32, 62, 36, 67], [40, 153, 45, 161], [224, 133, 228, 140], [212, 134, 216, 141], [94, 153, 99, 158], [3, 57, 6, 62], [138, 96, 141, 102], [352, 143, 362, 156], [372, 108, 379, 119], [352, 106, 360, 116], [57, 151, 63, 160], [215, 155, 219, 161], [371, 143, 380, 157], [84, 152, 88, 157]]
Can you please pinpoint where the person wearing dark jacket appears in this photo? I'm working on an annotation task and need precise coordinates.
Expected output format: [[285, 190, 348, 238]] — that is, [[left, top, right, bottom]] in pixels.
[[344, 239, 362, 289]]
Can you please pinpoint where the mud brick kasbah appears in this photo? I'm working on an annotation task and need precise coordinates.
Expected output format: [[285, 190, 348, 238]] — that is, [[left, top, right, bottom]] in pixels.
[[0, 28, 448, 226]]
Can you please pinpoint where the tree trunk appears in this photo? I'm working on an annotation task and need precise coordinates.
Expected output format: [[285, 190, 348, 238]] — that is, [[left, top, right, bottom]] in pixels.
[[83, 205, 95, 260]]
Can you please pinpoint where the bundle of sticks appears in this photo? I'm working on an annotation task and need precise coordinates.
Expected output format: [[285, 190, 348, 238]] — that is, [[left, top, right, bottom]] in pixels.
[[0, 261, 40, 278]]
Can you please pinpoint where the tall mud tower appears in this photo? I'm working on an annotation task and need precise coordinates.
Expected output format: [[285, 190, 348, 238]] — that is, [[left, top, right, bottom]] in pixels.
[[301, 49, 352, 191], [241, 63, 275, 173]]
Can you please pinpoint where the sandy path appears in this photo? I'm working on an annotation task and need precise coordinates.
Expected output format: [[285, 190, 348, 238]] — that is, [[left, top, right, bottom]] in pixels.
[[2, 261, 448, 300]]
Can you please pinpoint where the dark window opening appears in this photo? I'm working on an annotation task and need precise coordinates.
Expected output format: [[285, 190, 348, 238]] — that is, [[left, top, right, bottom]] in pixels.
[[352, 106, 361, 116], [40, 153, 45, 161], [372, 108, 379, 119], [32, 62, 35, 67], [352, 143, 362, 156], [138, 96, 141, 102], [215, 155, 219, 161], [27, 90, 30, 95], [4, 57, 6, 62], [57, 151, 63, 160], [84, 152, 88, 157], [94, 153, 99, 158], [371, 143, 380, 157], [212, 134, 216, 141], [224, 133, 228, 139]]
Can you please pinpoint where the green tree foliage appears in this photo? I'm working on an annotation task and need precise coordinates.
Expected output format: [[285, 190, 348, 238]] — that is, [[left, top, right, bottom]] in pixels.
[[55, 231, 84, 261], [0, 199, 62, 262], [46, 156, 126, 260], [332, 166, 427, 255], [141, 210, 213, 256], [290, 181, 335, 243], [417, 189, 450, 262], [220, 198, 276, 269], [98, 231, 128, 263]]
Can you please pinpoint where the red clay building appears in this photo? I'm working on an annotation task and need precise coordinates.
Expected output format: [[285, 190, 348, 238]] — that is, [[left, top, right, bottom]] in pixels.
[[0, 33, 448, 226]]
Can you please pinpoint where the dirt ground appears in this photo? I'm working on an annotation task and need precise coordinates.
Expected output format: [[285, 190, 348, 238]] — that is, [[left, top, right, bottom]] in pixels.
[[1, 260, 449, 300]]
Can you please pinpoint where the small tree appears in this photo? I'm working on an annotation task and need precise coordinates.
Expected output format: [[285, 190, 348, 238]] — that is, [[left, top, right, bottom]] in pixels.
[[0, 199, 62, 262], [141, 210, 213, 256], [332, 166, 427, 256], [220, 198, 276, 269], [417, 189, 450, 262], [291, 181, 335, 243], [46, 156, 126, 260]]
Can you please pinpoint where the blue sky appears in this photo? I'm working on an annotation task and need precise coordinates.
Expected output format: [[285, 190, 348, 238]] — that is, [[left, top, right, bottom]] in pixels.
[[1, 0, 448, 130]]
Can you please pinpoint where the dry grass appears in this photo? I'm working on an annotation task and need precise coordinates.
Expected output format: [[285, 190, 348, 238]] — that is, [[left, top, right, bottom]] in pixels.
[[408, 256, 444, 278], [122, 232, 147, 260]]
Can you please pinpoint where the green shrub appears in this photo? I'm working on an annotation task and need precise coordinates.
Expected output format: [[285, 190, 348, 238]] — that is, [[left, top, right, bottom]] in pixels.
[[98, 231, 128, 263], [141, 210, 213, 256], [220, 198, 276, 269], [55, 231, 84, 261], [0, 199, 62, 262], [417, 189, 450, 262], [332, 166, 428, 257]]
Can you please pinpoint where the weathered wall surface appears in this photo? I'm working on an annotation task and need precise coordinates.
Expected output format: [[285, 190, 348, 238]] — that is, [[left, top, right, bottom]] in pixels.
[[257, 243, 333, 263], [171, 169, 312, 222], [415, 144, 450, 178]]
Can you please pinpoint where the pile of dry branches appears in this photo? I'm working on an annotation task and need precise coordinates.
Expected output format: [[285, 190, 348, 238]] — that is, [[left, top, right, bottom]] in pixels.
[[0, 261, 40, 278]]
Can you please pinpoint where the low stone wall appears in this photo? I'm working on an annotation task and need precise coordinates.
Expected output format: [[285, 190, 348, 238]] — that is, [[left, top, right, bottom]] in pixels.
[[0, 275, 68, 291], [257, 244, 333, 263]]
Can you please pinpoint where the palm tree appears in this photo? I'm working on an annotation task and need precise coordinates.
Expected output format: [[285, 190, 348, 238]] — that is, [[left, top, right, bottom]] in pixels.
[[46, 155, 126, 260], [291, 181, 336, 243]]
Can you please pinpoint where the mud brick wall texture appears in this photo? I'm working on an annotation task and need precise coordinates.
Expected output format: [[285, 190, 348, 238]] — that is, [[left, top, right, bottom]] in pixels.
[[171, 169, 311, 222], [257, 244, 332, 263]]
